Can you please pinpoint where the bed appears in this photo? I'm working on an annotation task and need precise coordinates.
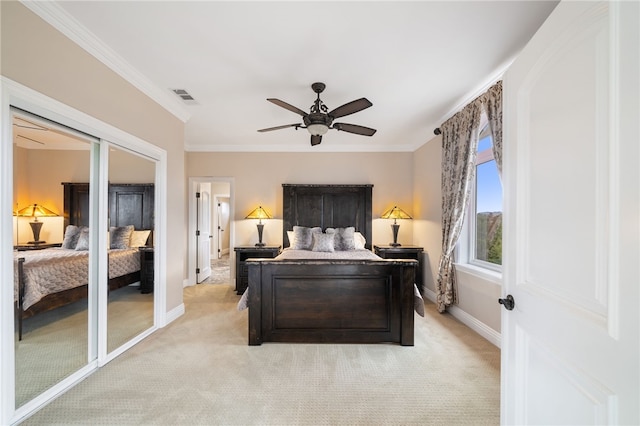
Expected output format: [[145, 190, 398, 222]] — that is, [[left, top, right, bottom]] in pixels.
[[245, 184, 418, 346], [14, 182, 154, 340]]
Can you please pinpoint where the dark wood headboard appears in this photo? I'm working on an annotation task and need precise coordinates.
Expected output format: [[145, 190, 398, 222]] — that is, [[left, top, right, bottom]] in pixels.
[[62, 182, 154, 231], [282, 184, 373, 249]]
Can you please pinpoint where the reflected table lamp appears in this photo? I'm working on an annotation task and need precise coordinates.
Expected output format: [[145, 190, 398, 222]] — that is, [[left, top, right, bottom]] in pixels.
[[380, 205, 412, 247], [245, 205, 272, 247], [16, 203, 58, 245]]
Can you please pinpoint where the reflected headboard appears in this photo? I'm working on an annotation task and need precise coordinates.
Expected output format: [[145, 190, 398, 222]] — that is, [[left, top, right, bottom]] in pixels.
[[282, 184, 373, 249], [62, 182, 154, 234]]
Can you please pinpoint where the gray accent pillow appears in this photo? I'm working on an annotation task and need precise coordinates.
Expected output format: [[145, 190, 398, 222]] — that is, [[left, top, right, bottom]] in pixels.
[[110, 225, 134, 249], [75, 227, 90, 251], [62, 225, 83, 249], [292, 226, 322, 250], [325, 227, 356, 251], [311, 232, 335, 252]]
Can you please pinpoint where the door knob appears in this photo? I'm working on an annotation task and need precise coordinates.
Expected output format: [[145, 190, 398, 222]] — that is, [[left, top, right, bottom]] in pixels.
[[498, 294, 515, 311]]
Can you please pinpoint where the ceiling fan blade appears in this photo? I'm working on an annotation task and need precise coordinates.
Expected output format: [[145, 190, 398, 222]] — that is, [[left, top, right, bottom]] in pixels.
[[332, 122, 377, 136], [310, 135, 322, 146], [267, 98, 308, 117], [328, 98, 372, 119], [257, 123, 301, 132]]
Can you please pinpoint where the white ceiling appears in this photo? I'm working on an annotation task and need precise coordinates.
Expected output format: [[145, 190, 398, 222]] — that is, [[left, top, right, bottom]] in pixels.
[[27, 1, 558, 152]]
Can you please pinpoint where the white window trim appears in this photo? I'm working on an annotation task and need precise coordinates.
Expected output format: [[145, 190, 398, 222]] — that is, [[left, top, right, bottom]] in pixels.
[[456, 116, 503, 280]]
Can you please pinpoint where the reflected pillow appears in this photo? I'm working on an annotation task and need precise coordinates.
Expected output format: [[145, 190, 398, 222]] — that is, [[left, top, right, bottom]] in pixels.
[[75, 227, 90, 251], [287, 230, 295, 248], [62, 225, 83, 249], [110, 225, 134, 249], [130, 230, 151, 247], [311, 232, 335, 252]]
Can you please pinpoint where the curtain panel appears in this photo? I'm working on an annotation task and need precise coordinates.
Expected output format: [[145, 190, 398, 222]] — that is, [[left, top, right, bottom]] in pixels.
[[436, 101, 482, 312], [480, 80, 503, 175]]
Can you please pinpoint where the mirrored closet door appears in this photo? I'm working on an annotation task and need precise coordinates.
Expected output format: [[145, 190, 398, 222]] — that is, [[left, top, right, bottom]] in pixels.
[[12, 109, 98, 408], [106, 145, 155, 354], [10, 108, 158, 414]]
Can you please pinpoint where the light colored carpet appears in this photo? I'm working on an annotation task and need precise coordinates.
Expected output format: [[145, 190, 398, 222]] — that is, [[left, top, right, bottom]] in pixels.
[[21, 284, 500, 425]]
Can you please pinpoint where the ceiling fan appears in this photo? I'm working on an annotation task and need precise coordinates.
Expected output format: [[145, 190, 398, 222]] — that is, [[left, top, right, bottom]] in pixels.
[[258, 82, 376, 146]]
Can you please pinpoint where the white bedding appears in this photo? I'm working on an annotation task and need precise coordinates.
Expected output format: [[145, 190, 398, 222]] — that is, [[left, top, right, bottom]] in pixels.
[[274, 248, 383, 261], [14, 247, 140, 311]]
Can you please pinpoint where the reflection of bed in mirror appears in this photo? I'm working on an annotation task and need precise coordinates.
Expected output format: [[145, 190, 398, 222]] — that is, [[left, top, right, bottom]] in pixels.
[[246, 184, 418, 346], [14, 182, 154, 340]]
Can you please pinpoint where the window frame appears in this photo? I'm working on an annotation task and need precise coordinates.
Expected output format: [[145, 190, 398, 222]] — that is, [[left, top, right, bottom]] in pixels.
[[456, 120, 503, 277]]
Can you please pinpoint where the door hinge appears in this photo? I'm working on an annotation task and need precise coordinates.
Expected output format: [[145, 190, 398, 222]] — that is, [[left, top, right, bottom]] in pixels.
[[196, 268, 200, 274], [196, 192, 201, 198], [196, 230, 200, 236]]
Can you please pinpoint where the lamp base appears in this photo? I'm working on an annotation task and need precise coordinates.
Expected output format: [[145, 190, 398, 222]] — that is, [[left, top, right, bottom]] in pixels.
[[389, 242, 401, 247], [255, 242, 266, 247], [28, 240, 47, 245]]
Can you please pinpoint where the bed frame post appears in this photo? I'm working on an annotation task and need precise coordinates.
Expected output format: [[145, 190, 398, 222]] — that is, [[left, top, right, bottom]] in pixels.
[[17, 257, 25, 341], [247, 261, 262, 345], [401, 263, 416, 346]]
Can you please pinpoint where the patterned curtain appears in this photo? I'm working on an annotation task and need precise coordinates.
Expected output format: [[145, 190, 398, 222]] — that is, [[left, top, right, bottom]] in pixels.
[[480, 80, 503, 175], [436, 101, 482, 313]]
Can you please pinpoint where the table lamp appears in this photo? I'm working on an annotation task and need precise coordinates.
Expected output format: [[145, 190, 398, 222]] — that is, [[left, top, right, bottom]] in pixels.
[[245, 205, 272, 247], [16, 203, 58, 244], [380, 205, 412, 247]]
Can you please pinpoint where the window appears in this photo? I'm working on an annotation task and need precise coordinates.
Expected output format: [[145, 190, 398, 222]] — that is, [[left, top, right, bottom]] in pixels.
[[464, 123, 502, 271]]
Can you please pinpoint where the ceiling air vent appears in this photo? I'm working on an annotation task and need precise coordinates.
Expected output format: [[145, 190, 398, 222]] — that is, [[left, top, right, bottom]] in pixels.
[[171, 89, 198, 105]]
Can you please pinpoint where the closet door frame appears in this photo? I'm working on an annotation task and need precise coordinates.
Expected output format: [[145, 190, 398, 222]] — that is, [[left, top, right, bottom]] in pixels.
[[0, 77, 168, 425]]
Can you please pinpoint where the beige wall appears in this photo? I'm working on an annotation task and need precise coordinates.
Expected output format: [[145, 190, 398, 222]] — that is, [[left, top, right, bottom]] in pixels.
[[2, 2, 186, 312], [413, 135, 501, 334], [186, 152, 415, 247]]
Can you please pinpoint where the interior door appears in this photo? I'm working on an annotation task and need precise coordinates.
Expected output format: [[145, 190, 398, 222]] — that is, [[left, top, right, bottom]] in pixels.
[[196, 183, 212, 283], [502, 1, 639, 424]]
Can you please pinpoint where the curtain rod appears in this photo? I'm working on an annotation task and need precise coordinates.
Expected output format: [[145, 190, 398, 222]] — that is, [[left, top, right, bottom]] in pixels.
[[432, 79, 502, 137]]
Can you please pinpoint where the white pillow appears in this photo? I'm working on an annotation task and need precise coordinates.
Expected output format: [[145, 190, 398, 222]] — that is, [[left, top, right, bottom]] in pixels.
[[130, 230, 151, 247], [354, 232, 366, 250], [287, 231, 295, 247]]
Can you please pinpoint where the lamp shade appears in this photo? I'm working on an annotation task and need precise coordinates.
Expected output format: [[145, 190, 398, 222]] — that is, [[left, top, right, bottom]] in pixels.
[[380, 206, 412, 221], [16, 204, 58, 219], [245, 206, 272, 222]]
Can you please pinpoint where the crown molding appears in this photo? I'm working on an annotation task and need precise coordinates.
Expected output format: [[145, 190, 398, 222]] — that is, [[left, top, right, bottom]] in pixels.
[[21, 1, 191, 123]]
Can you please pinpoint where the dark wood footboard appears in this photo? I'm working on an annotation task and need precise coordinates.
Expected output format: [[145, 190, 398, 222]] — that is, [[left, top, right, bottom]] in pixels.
[[247, 259, 416, 346]]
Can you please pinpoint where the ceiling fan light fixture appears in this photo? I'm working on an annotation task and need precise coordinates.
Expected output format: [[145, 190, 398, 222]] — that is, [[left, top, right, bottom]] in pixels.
[[307, 123, 329, 136]]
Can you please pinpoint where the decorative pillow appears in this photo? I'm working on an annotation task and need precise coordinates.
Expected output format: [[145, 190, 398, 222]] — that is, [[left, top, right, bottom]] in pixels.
[[354, 232, 366, 250], [130, 230, 151, 247], [291, 226, 322, 250], [62, 225, 83, 249], [110, 225, 134, 249], [311, 232, 335, 252], [325, 227, 356, 251], [287, 231, 295, 247], [75, 227, 90, 251]]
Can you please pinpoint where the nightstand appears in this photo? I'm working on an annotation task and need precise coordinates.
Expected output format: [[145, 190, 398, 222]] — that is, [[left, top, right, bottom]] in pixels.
[[139, 247, 154, 294], [374, 245, 424, 293], [234, 246, 281, 295], [14, 243, 61, 251]]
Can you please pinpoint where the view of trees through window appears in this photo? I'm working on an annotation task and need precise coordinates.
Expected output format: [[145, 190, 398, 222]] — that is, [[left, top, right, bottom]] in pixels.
[[474, 131, 502, 266]]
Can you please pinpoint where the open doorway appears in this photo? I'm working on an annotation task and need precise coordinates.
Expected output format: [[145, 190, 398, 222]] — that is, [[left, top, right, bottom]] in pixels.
[[187, 177, 233, 287]]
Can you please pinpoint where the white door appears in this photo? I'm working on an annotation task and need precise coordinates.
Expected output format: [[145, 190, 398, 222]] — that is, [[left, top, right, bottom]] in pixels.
[[196, 183, 212, 283], [502, 1, 639, 424]]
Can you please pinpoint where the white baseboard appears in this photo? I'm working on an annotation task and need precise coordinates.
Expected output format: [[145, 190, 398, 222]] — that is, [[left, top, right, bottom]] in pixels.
[[164, 303, 185, 327], [423, 288, 501, 348]]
